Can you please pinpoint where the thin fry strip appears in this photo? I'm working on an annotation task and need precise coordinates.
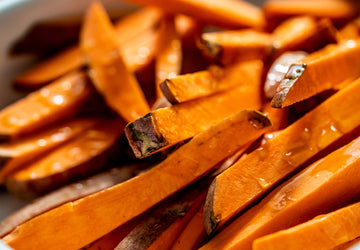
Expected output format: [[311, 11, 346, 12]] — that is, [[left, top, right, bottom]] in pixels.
[[204, 77, 360, 234], [80, 2, 149, 122], [3, 110, 271, 250]]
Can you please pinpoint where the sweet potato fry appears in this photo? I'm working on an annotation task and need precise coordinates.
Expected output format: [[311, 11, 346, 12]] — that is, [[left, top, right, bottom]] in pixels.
[[15, 7, 161, 87], [201, 135, 360, 250], [0, 70, 92, 141], [264, 51, 308, 99], [155, 15, 182, 98], [161, 60, 262, 104], [271, 16, 338, 55], [253, 202, 360, 250], [171, 204, 208, 250], [80, 2, 150, 122], [115, 187, 206, 250], [0, 118, 99, 181], [121, 26, 158, 73], [2, 110, 271, 250], [204, 77, 360, 234], [121, 0, 265, 29], [15, 46, 84, 88], [5, 119, 125, 199], [264, 0, 359, 25], [199, 30, 272, 65], [272, 40, 360, 108], [126, 61, 263, 158], [0, 165, 141, 237]]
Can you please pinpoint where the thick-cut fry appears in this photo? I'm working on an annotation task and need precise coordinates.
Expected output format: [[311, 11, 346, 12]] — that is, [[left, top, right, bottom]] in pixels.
[[201, 135, 360, 250], [155, 15, 182, 98], [200, 30, 272, 65], [253, 202, 360, 250], [126, 61, 263, 158], [5, 119, 125, 199], [0, 70, 92, 141], [161, 60, 261, 104], [2, 110, 271, 250], [122, 0, 265, 29], [115, 188, 206, 250], [15, 8, 161, 87], [0, 165, 141, 237], [272, 40, 360, 108], [264, 0, 358, 24], [0, 118, 99, 181], [271, 16, 337, 55], [204, 77, 360, 234], [171, 204, 208, 250], [80, 2, 150, 122]]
